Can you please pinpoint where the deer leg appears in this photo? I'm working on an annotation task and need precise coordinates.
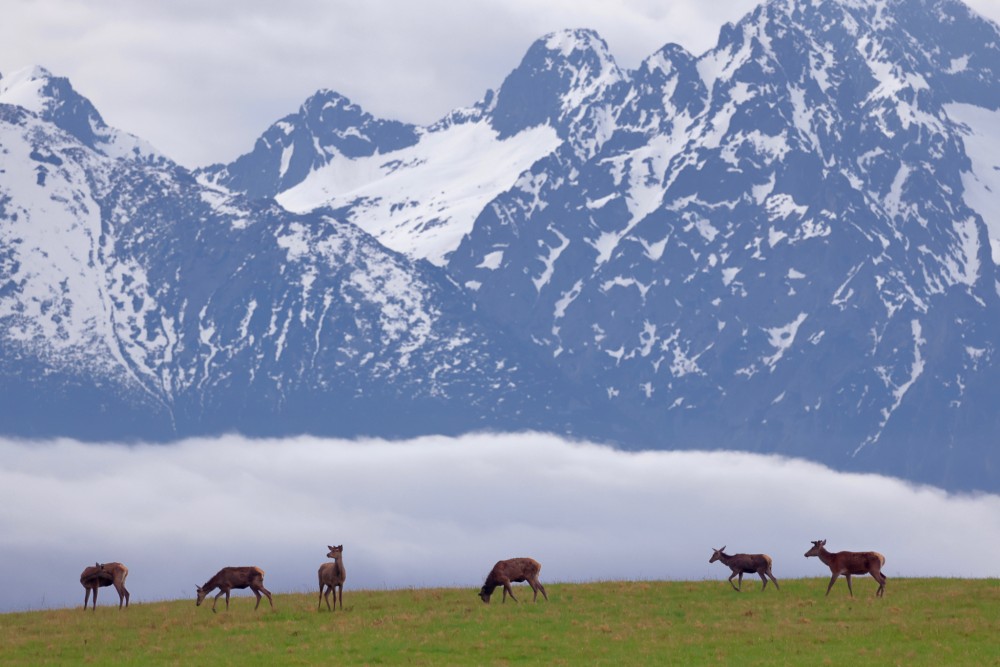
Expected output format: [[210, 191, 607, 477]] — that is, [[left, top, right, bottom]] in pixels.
[[503, 582, 517, 603], [211, 590, 225, 612], [116, 582, 129, 610], [253, 588, 262, 610], [737, 572, 745, 591], [758, 570, 768, 591], [527, 580, 539, 601], [768, 570, 780, 591], [825, 572, 839, 596], [260, 585, 274, 609], [83, 587, 92, 610], [874, 571, 886, 597], [845, 574, 854, 597], [336, 584, 342, 610], [532, 578, 548, 601], [727, 571, 740, 592]]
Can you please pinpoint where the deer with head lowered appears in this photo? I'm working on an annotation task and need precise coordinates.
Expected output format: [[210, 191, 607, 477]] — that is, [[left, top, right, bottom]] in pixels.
[[196, 566, 274, 612], [478, 557, 548, 604], [709, 547, 779, 592], [318, 545, 346, 611], [804, 539, 886, 597], [80, 562, 130, 610]]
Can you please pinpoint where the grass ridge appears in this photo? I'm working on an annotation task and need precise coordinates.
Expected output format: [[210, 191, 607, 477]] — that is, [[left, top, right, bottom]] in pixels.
[[1, 578, 997, 665]]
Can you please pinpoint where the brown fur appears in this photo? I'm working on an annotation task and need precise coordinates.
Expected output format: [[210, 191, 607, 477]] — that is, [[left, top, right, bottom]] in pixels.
[[80, 562, 130, 610], [318, 545, 346, 611], [196, 566, 274, 612], [709, 547, 780, 592], [478, 557, 548, 604], [804, 539, 887, 597]]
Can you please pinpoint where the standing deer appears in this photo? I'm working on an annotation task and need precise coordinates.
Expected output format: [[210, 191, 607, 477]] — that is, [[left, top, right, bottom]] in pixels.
[[80, 562, 130, 610], [709, 547, 780, 591], [804, 539, 887, 597], [318, 544, 346, 611], [478, 557, 548, 604], [196, 566, 274, 612]]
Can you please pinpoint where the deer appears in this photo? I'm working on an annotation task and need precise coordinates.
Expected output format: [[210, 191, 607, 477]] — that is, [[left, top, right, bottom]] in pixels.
[[478, 557, 548, 604], [196, 566, 274, 612], [318, 545, 346, 611], [804, 539, 887, 597], [79, 562, 130, 610], [709, 547, 780, 592]]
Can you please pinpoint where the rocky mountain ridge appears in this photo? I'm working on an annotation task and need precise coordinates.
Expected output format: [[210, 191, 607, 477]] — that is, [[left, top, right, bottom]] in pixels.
[[2, 0, 999, 491]]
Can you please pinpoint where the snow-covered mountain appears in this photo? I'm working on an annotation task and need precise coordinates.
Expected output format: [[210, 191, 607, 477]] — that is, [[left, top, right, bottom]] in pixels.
[[3, 0, 999, 491], [0, 67, 608, 442]]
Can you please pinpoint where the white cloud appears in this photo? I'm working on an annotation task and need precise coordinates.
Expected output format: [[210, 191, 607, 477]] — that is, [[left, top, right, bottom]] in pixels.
[[1, 433, 997, 612]]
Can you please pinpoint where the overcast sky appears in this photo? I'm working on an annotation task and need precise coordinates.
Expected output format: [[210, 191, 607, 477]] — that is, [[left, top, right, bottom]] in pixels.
[[2, 0, 999, 168], [1, 433, 998, 612]]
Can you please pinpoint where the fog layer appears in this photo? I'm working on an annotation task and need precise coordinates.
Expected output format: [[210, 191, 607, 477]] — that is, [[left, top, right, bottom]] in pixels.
[[1, 433, 997, 611]]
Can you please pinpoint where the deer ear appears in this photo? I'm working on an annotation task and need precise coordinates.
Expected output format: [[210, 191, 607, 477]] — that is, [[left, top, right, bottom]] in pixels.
[[720, 546, 726, 552]]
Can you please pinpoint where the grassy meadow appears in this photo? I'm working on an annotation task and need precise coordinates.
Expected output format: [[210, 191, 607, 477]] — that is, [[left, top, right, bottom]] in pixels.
[[1, 578, 996, 665]]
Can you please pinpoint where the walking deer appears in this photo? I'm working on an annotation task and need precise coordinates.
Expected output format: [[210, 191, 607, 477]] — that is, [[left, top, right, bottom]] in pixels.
[[478, 558, 548, 604], [196, 566, 274, 612], [80, 562, 130, 610], [804, 539, 887, 597], [318, 545, 346, 611], [709, 547, 779, 591]]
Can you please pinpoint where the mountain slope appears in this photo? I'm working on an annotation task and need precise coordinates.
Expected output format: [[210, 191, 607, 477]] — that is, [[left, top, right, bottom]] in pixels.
[[0, 69, 605, 441], [209, 0, 1000, 490], [448, 0, 1000, 489], [3, 0, 999, 491]]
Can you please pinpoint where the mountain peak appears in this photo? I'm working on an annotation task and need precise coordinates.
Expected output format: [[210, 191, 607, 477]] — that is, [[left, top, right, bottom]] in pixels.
[[541, 28, 613, 59], [0, 65, 159, 161], [490, 27, 623, 139], [0, 65, 67, 115]]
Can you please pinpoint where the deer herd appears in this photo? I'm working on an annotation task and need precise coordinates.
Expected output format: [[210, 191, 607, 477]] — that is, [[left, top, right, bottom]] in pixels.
[[79, 539, 888, 611]]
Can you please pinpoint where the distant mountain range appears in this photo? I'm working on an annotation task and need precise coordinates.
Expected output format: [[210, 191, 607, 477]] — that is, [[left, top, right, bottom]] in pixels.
[[2, 0, 998, 492]]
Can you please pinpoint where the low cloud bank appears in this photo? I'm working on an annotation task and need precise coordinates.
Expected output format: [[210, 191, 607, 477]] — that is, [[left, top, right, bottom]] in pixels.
[[1, 433, 997, 611]]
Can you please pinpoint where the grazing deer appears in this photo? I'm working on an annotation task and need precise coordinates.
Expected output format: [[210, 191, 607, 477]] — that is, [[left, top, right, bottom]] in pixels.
[[478, 558, 548, 604], [318, 545, 346, 611], [80, 562, 129, 610], [709, 547, 780, 592], [804, 539, 887, 597], [196, 566, 274, 612]]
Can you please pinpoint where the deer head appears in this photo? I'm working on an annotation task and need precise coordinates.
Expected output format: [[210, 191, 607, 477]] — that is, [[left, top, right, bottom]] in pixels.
[[709, 547, 726, 563], [195, 586, 207, 606], [326, 545, 343, 558], [804, 539, 826, 558]]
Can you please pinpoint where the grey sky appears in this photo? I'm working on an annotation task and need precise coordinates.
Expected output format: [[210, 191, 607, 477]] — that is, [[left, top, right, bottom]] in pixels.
[[2, 0, 997, 168], [1, 433, 997, 612]]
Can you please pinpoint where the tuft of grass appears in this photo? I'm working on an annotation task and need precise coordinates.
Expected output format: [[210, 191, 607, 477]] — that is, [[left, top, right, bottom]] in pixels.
[[0, 578, 997, 665]]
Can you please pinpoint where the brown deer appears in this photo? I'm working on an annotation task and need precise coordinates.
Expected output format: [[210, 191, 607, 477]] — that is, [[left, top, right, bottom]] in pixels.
[[196, 566, 274, 612], [804, 539, 887, 597], [318, 545, 346, 611], [80, 562, 130, 610], [709, 547, 780, 591], [478, 557, 548, 604]]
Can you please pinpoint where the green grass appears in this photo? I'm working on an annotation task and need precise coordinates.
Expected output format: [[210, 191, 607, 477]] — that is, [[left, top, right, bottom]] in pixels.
[[1, 579, 997, 665]]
